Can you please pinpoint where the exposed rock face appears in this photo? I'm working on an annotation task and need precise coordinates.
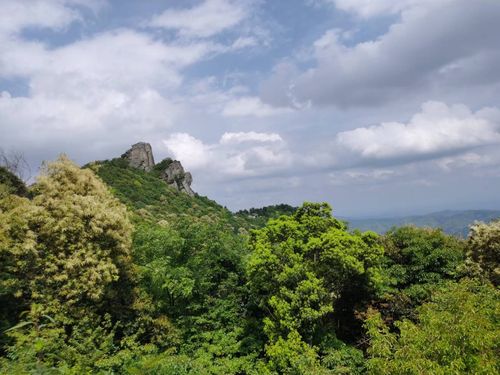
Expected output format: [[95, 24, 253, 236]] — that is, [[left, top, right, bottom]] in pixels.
[[121, 142, 155, 171], [121, 143, 195, 196], [160, 159, 195, 197]]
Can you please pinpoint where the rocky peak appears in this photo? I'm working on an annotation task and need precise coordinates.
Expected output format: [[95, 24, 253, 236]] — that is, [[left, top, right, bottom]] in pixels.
[[121, 142, 155, 171], [120, 142, 195, 196], [158, 158, 195, 197]]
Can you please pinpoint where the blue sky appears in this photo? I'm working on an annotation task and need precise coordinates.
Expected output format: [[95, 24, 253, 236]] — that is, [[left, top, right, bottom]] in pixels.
[[1, 0, 500, 217]]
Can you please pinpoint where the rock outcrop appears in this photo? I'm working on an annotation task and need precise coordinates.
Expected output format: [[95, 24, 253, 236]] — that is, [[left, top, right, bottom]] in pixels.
[[160, 159, 195, 197], [121, 142, 155, 171], [120, 142, 195, 196]]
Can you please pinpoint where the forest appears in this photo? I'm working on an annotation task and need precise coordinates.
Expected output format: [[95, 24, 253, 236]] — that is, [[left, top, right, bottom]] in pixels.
[[0, 156, 498, 374]]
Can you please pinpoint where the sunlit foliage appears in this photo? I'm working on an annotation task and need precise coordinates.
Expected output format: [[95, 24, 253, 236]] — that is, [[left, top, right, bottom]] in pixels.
[[468, 219, 500, 286], [247, 202, 384, 373], [366, 279, 499, 374]]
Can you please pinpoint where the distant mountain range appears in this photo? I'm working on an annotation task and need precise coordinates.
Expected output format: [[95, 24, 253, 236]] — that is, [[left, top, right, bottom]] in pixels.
[[343, 210, 500, 237], [236, 205, 500, 237]]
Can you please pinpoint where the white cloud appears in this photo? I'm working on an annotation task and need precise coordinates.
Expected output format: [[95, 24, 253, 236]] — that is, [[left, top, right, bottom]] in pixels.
[[0, 18, 220, 165], [0, 0, 247, 167], [222, 96, 292, 117], [1, 0, 499, 214], [150, 0, 249, 38], [1, 29, 218, 86], [162, 133, 211, 170], [330, 0, 454, 18], [335, 101, 500, 163], [230, 36, 259, 49], [163, 131, 291, 178], [0, 0, 103, 35], [0, 27, 208, 105], [262, 0, 500, 108], [220, 131, 282, 144]]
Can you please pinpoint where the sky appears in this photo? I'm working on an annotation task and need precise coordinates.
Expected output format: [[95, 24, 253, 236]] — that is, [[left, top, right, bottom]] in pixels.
[[1, 0, 500, 217]]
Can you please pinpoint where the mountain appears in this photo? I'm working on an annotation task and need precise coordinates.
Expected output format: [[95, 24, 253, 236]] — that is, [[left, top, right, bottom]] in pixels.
[[85, 143, 249, 232], [344, 210, 500, 237], [89, 143, 500, 238]]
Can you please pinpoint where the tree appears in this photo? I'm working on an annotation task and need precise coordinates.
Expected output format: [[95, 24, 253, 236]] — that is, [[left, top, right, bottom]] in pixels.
[[467, 220, 500, 286], [366, 279, 499, 374], [377, 226, 466, 322], [1, 155, 135, 324], [246, 202, 384, 373], [29, 155, 134, 313]]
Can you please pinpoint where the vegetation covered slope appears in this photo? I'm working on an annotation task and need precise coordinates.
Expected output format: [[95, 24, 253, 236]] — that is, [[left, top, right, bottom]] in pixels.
[[87, 158, 249, 231], [0, 155, 498, 374]]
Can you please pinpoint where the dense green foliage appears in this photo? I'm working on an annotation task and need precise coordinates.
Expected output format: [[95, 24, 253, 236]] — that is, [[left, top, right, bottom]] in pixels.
[[89, 158, 248, 232], [246, 203, 384, 373], [235, 204, 297, 229], [376, 226, 466, 322], [366, 279, 499, 374], [0, 155, 498, 374]]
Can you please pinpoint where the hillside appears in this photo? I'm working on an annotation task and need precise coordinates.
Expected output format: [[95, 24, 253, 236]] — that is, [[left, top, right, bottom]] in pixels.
[[86, 141, 500, 238], [345, 210, 500, 237], [86, 157, 248, 232]]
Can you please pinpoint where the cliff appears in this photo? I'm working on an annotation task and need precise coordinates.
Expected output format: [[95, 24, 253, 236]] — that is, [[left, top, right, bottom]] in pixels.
[[121, 142, 195, 196]]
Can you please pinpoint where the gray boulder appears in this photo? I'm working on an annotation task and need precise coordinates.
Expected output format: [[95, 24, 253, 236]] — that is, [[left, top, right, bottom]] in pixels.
[[120, 143, 195, 196], [121, 142, 155, 171], [160, 159, 195, 197]]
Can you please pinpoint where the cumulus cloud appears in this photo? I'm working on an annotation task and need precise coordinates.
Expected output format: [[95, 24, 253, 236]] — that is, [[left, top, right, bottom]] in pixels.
[[334, 101, 500, 165], [163, 131, 291, 178], [149, 0, 249, 38], [1, 28, 219, 86], [0, 0, 275, 172], [0, 27, 214, 163], [0, 0, 245, 167], [161, 133, 211, 170], [262, 0, 500, 108]]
